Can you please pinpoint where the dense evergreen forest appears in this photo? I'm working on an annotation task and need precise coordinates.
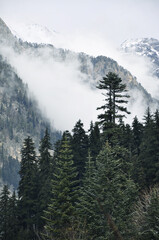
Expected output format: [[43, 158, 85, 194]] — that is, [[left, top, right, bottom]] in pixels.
[[1, 72, 159, 240]]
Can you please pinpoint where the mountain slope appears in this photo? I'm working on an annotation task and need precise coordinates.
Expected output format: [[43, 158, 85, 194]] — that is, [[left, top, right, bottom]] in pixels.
[[0, 51, 61, 189], [121, 38, 159, 78]]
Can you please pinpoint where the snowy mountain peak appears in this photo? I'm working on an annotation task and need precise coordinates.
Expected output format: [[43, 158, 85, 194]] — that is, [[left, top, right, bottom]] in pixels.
[[121, 38, 159, 49], [9, 22, 58, 45], [121, 38, 159, 77], [121, 38, 159, 57]]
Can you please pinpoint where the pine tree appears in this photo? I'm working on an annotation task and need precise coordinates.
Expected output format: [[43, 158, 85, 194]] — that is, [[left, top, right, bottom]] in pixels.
[[131, 116, 144, 187], [132, 116, 143, 155], [78, 143, 137, 239], [77, 150, 97, 239], [43, 133, 78, 240], [0, 185, 10, 240], [139, 108, 158, 187], [39, 128, 52, 177], [97, 72, 130, 131], [8, 191, 18, 240], [18, 136, 38, 235], [88, 121, 101, 162], [72, 120, 89, 184], [154, 110, 159, 183], [38, 128, 53, 228]]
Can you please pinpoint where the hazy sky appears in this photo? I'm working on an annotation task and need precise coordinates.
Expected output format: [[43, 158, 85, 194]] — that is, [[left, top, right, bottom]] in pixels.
[[1, 0, 159, 47]]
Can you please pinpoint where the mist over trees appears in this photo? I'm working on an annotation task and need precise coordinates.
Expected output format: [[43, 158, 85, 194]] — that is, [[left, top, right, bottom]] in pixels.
[[1, 72, 159, 239]]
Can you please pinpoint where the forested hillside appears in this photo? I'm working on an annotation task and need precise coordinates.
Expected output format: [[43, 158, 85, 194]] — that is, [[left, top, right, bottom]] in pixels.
[[0, 54, 61, 189], [1, 73, 159, 240]]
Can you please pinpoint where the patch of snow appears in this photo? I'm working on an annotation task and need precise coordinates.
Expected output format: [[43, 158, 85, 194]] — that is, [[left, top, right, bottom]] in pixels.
[[9, 23, 59, 45]]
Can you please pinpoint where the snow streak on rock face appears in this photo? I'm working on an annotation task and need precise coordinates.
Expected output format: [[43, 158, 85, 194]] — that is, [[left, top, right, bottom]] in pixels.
[[121, 38, 159, 78]]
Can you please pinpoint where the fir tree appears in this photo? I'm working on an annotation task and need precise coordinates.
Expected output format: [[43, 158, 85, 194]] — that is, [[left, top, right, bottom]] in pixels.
[[0, 185, 10, 240], [139, 108, 159, 187], [131, 116, 144, 187], [132, 116, 143, 155], [39, 128, 52, 177], [79, 143, 137, 239], [72, 120, 89, 184], [97, 72, 130, 131], [154, 110, 159, 182], [43, 133, 78, 240], [8, 191, 18, 240], [18, 136, 38, 235], [88, 121, 101, 162], [38, 128, 53, 228]]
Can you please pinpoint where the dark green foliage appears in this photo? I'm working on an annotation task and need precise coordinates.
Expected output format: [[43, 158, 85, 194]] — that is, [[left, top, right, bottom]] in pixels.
[[72, 120, 89, 183], [132, 116, 143, 156], [138, 108, 159, 187], [88, 121, 101, 162], [0, 185, 10, 240], [97, 72, 130, 130], [18, 136, 38, 234], [43, 133, 78, 240], [154, 110, 159, 182], [79, 143, 137, 239], [131, 116, 144, 187], [38, 129, 53, 228], [118, 122, 132, 149], [0, 186, 19, 240], [39, 128, 52, 177], [7, 191, 19, 240]]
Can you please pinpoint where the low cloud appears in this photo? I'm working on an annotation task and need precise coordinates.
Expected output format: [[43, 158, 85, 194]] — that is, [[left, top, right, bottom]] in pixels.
[[7, 19, 159, 105], [45, 31, 159, 103], [1, 29, 159, 131], [0, 45, 103, 131]]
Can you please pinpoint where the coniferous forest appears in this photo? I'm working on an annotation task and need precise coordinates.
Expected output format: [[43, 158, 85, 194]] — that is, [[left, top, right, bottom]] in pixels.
[[1, 72, 159, 239]]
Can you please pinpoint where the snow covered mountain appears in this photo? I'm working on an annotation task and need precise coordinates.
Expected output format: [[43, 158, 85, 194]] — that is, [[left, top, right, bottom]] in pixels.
[[121, 38, 159, 78], [9, 22, 58, 45]]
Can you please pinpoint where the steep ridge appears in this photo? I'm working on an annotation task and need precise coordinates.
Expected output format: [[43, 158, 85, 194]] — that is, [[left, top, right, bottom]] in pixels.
[[0, 18, 61, 188], [0, 53, 61, 189]]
